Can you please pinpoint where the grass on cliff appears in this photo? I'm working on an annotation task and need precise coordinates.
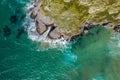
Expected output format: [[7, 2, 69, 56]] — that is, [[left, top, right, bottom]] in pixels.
[[40, 0, 120, 37]]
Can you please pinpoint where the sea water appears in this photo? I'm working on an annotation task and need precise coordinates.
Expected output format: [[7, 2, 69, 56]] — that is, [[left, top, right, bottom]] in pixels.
[[0, 0, 120, 80]]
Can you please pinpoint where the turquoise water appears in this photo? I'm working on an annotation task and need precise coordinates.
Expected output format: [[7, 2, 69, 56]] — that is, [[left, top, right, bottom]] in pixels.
[[0, 0, 120, 80]]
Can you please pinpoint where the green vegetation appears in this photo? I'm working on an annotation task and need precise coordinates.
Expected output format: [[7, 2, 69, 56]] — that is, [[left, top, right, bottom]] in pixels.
[[41, 0, 120, 37]]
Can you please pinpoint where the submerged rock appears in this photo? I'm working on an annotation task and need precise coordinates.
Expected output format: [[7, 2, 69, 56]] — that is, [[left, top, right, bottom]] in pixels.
[[10, 15, 18, 24], [16, 27, 25, 38], [3, 25, 11, 37]]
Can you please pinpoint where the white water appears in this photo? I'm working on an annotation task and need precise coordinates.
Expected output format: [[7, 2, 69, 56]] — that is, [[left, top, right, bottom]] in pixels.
[[39, 27, 51, 41]]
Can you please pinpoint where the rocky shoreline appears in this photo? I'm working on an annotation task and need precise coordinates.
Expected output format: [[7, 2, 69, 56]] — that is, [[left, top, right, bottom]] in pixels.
[[23, 0, 120, 47]]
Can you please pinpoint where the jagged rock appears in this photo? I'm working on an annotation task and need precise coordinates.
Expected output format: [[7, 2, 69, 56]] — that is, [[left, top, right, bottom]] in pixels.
[[29, 0, 120, 42], [30, 11, 37, 19], [48, 28, 61, 39], [36, 20, 47, 35], [102, 22, 111, 26]]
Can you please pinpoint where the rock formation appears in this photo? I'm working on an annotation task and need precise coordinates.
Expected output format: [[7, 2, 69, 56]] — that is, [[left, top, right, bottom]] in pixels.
[[27, 0, 120, 43]]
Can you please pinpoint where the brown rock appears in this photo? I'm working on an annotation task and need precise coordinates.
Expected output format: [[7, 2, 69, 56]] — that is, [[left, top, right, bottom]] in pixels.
[[36, 20, 47, 35], [36, 12, 54, 25], [48, 28, 61, 39], [30, 11, 37, 19]]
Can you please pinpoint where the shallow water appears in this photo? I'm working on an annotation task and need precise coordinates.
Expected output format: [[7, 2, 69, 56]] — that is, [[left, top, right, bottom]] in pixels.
[[0, 0, 120, 80]]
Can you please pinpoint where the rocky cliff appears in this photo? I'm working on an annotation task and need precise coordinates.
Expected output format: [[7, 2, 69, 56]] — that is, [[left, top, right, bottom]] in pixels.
[[31, 0, 120, 40]]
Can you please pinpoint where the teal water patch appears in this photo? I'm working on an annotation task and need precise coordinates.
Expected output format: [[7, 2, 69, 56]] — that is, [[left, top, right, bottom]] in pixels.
[[69, 26, 110, 80], [108, 33, 120, 59]]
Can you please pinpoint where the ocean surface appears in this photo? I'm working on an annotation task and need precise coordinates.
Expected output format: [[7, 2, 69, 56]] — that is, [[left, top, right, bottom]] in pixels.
[[0, 0, 120, 80]]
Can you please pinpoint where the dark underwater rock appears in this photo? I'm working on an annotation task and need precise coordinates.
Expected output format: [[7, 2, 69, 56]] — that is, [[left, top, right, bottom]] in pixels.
[[10, 15, 18, 24], [16, 27, 25, 38], [3, 25, 11, 37]]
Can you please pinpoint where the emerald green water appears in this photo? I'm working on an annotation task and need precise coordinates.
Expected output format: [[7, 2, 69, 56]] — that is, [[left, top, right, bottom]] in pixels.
[[0, 0, 120, 80]]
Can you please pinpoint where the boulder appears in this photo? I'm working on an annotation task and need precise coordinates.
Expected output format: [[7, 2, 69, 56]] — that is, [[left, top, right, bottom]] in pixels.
[[36, 20, 47, 35]]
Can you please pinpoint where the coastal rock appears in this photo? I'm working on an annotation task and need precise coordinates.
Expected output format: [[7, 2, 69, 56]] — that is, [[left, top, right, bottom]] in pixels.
[[48, 28, 61, 39], [27, 0, 120, 44], [36, 12, 54, 25], [34, 0, 41, 7], [30, 11, 37, 19], [36, 20, 47, 35], [30, 5, 40, 19]]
